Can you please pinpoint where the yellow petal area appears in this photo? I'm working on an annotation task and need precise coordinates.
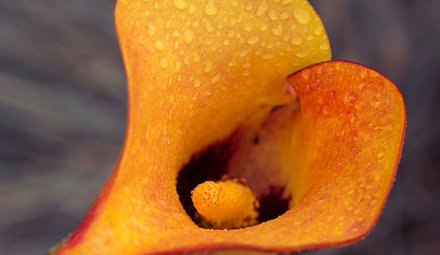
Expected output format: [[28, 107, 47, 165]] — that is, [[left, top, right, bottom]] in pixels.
[[52, 0, 330, 254], [192, 179, 259, 229]]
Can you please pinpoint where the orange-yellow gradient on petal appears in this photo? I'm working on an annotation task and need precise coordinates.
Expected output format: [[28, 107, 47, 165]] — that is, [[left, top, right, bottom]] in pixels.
[[50, 0, 405, 254]]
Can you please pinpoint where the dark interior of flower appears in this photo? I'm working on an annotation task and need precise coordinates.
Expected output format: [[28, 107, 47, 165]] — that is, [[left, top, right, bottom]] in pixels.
[[177, 106, 294, 229]]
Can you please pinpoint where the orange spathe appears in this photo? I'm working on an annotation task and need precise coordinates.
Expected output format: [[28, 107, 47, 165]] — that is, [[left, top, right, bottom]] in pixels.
[[51, 0, 405, 254]]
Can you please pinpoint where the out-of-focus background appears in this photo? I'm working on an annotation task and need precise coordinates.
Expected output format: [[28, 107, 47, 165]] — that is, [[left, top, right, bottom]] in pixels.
[[0, 0, 439, 254]]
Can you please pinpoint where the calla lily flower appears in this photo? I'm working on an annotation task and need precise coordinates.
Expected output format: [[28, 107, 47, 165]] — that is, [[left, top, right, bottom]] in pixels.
[[51, 0, 405, 254]]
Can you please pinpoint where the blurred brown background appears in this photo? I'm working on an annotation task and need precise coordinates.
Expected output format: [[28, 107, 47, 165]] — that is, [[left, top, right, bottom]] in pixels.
[[0, 0, 439, 254]]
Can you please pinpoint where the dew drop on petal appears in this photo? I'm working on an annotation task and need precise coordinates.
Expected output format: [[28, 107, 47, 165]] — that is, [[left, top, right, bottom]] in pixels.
[[159, 58, 168, 68], [188, 3, 196, 14], [239, 50, 248, 57], [173, 0, 186, 10], [193, 79, 202, 87], [244, 23, 253, 32], [184, 29, 194, 43], [256, 0, 268, 16], [148, 24, 156, 36], [205, 20, 215, 32], [211, 73, 221, 83], [271, 24, 283, 36], [172, 61, 182, 73], [295, 49, 307, 58], [320, 41, 330, 50], [314, 26, 323, 35], [293, 7, 311, 24], [245, 2, 253, 11], [301, 68, 311, 80], [154, 40, 165, 51], [269, 9, 279, 20], [204, 0, 218, 16], [247, 35, 259, 45], [262, 53, 275, 59], [193, 52, 200, 62], [291, 35, 303, 45], [204, 61, 213, 72]]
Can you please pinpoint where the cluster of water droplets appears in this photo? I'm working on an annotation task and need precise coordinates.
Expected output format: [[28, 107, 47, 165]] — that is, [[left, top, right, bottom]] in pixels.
[[136, 0, 330, 90]]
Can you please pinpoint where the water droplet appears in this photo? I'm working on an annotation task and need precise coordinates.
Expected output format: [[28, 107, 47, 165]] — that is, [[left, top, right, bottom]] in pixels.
[[320, 41, 330, 50], [184, 29, 194, 43], [211, 73, 221, 83], [204, 0, 218, 16], [239, 50, 248, 57], [360, 69, 368, 79], [193, 79, 202, 87], [374, 175, 381, 182], [301, 69, 311, 80], [326, 67, 335, 75], [245, 2, 253, 11], [291, 35, 302, 45], [188, 3, 196, 14], [160, 58, 168, 68], [172, 61, 182, 73], [256, 0, 268, 16], [165, 20, 173, 29], [262, 53, 275, 59], [314, 26, 323, 35], [295, 49, 307, 58], [205, 20, 215, 32], [247, 35, 259, 45], [193, 52, 200, 62], [203, 38, 214, 45], [148, 24, 156, 36], [374, 101, 381, 109], [204, 61, 213, 72], [174, 0, 186, 10], [244, 23, 253, 32], [280, 12, 289, 20], [293, 7, 311, 24], [271, 24, 283, 36], [269, 9, 279, 20], [154, 40, 165, 51]]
